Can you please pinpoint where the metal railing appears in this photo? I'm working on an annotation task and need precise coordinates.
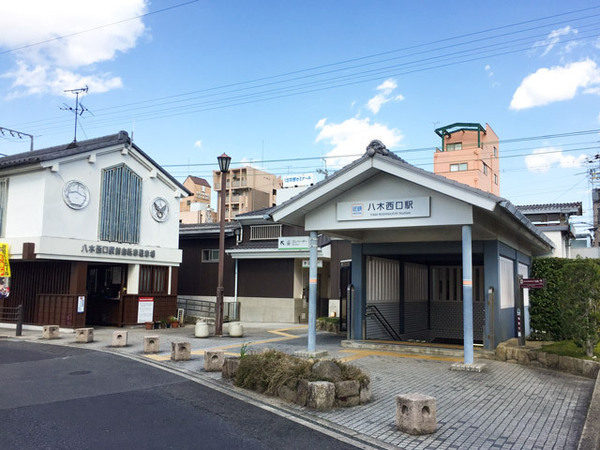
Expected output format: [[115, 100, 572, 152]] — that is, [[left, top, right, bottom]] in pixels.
[[177, 297, 240, 322], [365, 304, 401, 341], [0, 304, 23, 336]]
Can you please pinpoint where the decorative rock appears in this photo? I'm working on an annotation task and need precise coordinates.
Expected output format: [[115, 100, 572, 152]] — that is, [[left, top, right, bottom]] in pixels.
[[559, 355, 575, 373], [546, 353, 559, 369], [360, 382, 372, 404], [336, 395, 360, 407], [75, 328, 93, 343], [42, 325, 60, 340], [204, 350, 224, 371], [222, 356, 240, 379], [111, 331, 128, 347], [171, 341, 191, 361], [228, 322, 244, 337], [278, 380, 298, 403], [517, 350, 530, 365], [396, 393, 437, 435], [572, 357, 584, 376], [583, 360, 600, 379], [335, 380, 360, 398], [496, 344, 507, 361], [307, 381, 335, 411], [295, 379, 309, 406], [195, 321, 209, 338], [143, 336, 160, 354], [311, 360, 342, 382]]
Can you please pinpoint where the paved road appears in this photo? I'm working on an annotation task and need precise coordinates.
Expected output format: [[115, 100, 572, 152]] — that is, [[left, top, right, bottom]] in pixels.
[[0, 340, 358, 450]]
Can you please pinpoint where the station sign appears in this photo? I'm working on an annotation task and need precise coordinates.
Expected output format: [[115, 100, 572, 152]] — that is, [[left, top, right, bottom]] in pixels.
[[337, 197, 430, 221], [278, 236, 310, 250], [519, 278, 545, 289]]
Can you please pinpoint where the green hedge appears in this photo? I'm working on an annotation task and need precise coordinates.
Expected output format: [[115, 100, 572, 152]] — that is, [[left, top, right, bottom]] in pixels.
[[529, 258, 569, 340]]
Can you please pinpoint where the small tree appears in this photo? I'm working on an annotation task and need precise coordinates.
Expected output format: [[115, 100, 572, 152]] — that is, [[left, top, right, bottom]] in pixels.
[[559, 259, 600, 357]]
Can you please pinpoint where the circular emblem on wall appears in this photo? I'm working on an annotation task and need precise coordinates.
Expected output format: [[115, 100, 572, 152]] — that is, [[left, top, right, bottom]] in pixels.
[[63, 180, 90, 210], [150, 197, 170, 222]]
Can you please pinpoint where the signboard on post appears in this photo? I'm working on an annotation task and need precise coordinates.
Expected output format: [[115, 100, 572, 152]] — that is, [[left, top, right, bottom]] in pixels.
[[137, 297, 154, 323], [278, 236, 310, 251], [520, 278, 545, 289]]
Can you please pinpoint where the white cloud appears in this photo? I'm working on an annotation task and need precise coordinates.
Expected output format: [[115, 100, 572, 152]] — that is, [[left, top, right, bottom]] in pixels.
[[315, 117, 404, 168], [533, 26, 577, 56], [525, 146, 587, 173], [194, 140, 203, 149], [366, 78, 404, 114], [485, 64, 493, 77], [510, 59, 600, 110], [0, 0, 147, 96]]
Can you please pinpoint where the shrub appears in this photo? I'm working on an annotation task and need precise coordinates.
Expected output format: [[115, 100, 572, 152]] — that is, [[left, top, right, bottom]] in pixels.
[[529, 258, 569, 340], [233, 350, 369, 396]]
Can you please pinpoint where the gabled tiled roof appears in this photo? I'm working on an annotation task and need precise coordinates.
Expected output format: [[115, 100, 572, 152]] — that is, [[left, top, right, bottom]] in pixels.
[[187, 176, 211, 188], [179, 222, 240, 237], [516, 203, 582, 215], [0, 130, 190, 195]]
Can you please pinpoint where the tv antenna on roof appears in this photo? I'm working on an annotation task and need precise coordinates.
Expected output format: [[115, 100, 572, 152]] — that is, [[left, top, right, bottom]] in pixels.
[[61, 86, 91, 143]]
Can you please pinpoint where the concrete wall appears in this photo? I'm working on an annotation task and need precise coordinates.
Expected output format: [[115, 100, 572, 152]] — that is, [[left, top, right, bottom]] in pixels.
[[238, 296, 304, 323]]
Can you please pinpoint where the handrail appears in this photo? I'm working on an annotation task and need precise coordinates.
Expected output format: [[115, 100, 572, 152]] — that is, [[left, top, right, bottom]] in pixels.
[[0, 304, 23, 336], [365, 304, 401, 341]]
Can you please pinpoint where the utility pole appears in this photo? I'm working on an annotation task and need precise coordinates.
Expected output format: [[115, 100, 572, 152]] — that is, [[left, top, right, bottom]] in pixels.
[[62, 86, 89, 143]]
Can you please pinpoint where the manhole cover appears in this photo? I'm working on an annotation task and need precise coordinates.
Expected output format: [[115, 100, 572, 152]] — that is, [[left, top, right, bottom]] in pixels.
[[69, 370, 91, 376]]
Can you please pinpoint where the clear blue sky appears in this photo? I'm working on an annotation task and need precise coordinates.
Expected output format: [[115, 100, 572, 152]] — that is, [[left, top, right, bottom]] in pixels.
[[1, 1, 599, 230]]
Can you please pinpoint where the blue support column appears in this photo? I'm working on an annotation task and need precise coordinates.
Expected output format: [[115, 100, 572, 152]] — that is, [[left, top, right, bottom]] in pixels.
[[462, 225, 474, 365], [307, 231, 318, 352]]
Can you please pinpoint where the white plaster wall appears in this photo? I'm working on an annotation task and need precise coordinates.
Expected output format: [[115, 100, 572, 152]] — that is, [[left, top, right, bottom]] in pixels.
[[5, 172, 45, 237], [238, 296, 301, 323], [3, 146, 184, 265], [305, 172, 473, 231]]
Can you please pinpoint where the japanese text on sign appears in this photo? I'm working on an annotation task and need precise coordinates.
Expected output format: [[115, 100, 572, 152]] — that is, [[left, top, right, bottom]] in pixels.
[[337, 197, 430, 221]]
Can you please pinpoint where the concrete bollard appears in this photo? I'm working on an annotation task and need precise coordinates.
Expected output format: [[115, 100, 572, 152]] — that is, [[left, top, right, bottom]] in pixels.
[[42, 325, 60, 339], [195, 321, 209, 338], [228, 322, 244, 337], [75, 328, 94, 343], [171, 341, 191, 361], [396, 393, 437, 435], [204, 350, 224, 372], [144, 336, 160, 354], [111, 330, 128, 347]]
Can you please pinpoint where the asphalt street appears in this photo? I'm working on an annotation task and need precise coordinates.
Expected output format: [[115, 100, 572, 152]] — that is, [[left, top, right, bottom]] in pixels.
[[0, 340, 357, 450]]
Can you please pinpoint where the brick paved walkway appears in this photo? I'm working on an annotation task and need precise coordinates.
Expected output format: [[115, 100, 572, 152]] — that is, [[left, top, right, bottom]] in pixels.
[[3, 324, 595, 449]]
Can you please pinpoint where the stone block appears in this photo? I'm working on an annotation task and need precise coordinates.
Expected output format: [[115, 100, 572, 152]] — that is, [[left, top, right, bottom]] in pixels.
[[278, 380, 298, 403], [295, 379, 309, 406], [42, 325, 60, 340], [222, 356, 240, 379], [204, 350, 224, 371], [537, 351, 547, 366], [336, 395, 360, 407], [360, 382, 372, 404], [396, 393, 437, 435], [546, 353, 559, 369], [143, 336, 160, 354], [496, 344, 507, 361], [335, 380, 360, 398], [171, 341, 191, 361], [111, 331, 128, 347], [583, 360, 600, 379], [311, 360, 342, 382], [75, 328, 94, 343], [559, 355, 575, 373], [517, 349, 530, 365], [572, 357, 584, 376], [307, 381, 335, 411]]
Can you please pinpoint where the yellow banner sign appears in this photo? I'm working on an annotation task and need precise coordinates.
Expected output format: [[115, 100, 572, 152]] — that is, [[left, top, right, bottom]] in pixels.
[[0, 243, 11, 277]]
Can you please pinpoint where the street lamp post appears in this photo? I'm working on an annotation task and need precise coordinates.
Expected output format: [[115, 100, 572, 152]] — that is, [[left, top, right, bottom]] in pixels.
[[215, 152, 231, 336]]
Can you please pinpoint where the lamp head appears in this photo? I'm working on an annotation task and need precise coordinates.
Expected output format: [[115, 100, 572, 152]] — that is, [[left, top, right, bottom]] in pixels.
[[217, 153, 231, 173]]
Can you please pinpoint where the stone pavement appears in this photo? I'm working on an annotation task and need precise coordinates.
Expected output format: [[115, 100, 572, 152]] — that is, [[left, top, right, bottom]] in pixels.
[[1, 323, 596, 450]]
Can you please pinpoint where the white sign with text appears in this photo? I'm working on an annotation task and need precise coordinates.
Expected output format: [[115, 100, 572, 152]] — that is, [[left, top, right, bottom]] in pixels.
[[337, 197, 430, 221]]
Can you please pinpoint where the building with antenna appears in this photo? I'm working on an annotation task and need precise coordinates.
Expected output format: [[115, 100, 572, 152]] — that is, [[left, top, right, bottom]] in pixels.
[[0, 131, 190, 328], [433, 123, 500, 195], [213, 166, 281, 221]]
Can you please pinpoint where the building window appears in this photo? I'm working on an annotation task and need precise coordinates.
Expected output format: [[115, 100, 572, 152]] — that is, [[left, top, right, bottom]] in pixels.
[[450, 163, 468, 172], [446, 142, 462, 151], [494, 174, 498, 185], [202, 249, 219, 262], [250, 224, 282, 240], [139, 265, 169, 294], [493, 146, 498, 157], [99, 164, 142, 243], [483, 163, 488, 175], [0, 178, 8, 237]]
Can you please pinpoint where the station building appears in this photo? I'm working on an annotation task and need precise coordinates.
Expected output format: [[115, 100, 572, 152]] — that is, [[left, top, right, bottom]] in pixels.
[[269, 141, 553, 350]]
